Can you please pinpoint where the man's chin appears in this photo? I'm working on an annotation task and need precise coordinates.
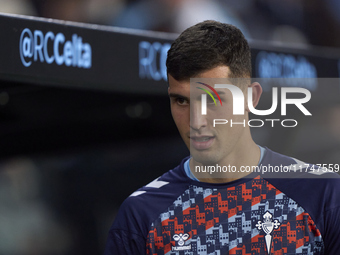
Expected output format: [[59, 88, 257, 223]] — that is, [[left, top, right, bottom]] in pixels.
[[190, 151, 219, 166]]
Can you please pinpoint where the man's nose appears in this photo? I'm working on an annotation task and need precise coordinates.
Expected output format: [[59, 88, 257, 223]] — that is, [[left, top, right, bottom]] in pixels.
[[190, 101, 207, 131]]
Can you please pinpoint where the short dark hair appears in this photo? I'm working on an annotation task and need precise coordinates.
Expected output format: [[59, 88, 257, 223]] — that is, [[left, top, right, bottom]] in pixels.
[[166, 20, 251, 80]]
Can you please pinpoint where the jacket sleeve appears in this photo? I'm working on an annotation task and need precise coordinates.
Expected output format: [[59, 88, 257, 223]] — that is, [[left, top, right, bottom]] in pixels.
[[103, 194, 150, 255], [104, 229, 146, 255], [323, 206, 340, 255]]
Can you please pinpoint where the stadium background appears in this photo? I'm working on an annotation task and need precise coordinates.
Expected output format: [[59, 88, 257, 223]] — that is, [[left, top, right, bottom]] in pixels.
[[0, 0, 340, 254]]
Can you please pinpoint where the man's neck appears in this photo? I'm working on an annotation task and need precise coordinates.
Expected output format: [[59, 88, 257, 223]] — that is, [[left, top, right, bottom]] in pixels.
[[189, 140, 261, 183]]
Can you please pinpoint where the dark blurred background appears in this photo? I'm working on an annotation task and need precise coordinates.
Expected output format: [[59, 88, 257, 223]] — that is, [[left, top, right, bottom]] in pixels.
[[4, 0, 340, 47], [1, 0, 340, 254]]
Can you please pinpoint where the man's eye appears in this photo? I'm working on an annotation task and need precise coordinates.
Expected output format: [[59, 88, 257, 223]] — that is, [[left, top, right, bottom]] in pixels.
[[176, 98, 188, 105], [207, 97, 217, 104]]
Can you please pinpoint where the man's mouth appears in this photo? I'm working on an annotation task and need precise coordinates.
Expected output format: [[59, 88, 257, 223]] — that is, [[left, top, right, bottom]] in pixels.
[[190, 136, 215, 150], [191, 137, 213, 142]]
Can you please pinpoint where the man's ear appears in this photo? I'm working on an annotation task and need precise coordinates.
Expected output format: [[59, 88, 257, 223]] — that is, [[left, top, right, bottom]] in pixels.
[[245, 82, 262, 112]]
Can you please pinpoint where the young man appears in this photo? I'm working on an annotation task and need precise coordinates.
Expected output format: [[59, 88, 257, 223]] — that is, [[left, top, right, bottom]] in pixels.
[[104, 21, 340, 255]]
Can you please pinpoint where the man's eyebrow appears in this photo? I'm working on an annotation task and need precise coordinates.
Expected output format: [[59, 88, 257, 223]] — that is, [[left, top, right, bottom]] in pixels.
[[168, 93, 189, 100], [215, 91, 225, 95]]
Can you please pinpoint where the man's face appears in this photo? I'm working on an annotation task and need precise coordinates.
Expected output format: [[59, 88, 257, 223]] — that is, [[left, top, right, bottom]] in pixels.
[[168, 65, 250, 165]]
